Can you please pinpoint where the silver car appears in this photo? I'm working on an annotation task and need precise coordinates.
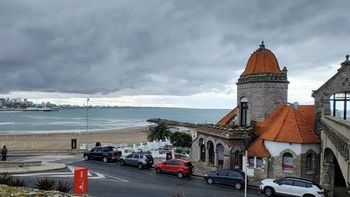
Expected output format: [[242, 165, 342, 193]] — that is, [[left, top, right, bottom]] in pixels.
[[119, 153, 154, 169]]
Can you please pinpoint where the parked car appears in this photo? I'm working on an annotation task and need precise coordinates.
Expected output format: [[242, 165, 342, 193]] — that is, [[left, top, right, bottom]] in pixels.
[[83, 146, 122, 163], [154, 159, 193, 178], [119, 152, 154, 169], [204, 169, 245, 190], [259, 176, 324, 197]]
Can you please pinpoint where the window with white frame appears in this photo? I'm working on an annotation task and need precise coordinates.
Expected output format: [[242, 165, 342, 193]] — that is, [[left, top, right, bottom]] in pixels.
[[256, 157, 263, 167], [248, 157, 254, 166], [282, 153, 293, 170]]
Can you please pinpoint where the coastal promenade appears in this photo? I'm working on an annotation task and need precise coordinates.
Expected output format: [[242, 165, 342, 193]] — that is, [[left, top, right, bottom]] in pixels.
[[0, 126, 149, 151]]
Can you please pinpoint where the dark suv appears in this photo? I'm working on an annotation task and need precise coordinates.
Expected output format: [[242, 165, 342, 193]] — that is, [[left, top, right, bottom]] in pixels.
[[204, 169, 245, 190], [83, 146, 122, 163], [119, 152, 154, 169]]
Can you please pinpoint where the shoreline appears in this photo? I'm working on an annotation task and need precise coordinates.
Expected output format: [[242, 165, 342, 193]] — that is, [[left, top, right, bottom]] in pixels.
[[0, 126, 150, 151]]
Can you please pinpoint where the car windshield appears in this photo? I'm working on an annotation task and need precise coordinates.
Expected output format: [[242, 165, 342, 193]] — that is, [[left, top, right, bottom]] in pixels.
[[104, 147, 117, 151], [273, 179, 280, 183], [184, 162, 193, 167], [314, 182, 323, 190]]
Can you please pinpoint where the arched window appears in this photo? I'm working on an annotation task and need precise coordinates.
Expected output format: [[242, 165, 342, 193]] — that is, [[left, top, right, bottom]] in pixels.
[[306, 153, 314, 171], [240, 97, 248, 126], [282, 153, 293, 170], [330, 92, 350, 120]]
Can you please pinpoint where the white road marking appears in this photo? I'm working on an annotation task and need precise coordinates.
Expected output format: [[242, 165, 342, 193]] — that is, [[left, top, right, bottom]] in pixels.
[[13, 166, 129, 182]]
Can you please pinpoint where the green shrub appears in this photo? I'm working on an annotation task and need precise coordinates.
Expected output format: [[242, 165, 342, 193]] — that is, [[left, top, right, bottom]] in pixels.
[[9, 177, 25, 187], [35, 178, 56, 191], [56, 180, 71, 193], [0, 173, 13, 185]]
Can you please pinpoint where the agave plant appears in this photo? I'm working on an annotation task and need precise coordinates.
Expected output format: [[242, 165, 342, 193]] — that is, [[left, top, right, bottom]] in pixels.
[[35, 178, 56, 191], [9, 177, 25, 187], [56, 180, 72, 193], [0, 173, 13, 185]]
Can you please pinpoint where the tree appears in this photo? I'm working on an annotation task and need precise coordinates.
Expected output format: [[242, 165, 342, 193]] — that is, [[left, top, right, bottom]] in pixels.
[[170, 132, 192, 148], [147, 122, 171, 142]]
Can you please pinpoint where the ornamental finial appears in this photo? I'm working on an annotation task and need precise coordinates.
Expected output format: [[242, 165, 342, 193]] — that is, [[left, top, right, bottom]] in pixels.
[[259, 41, 265, 49]]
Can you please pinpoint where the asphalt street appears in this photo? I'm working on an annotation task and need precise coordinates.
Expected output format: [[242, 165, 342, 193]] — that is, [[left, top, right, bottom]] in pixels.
[[14, 158, 262, 197]]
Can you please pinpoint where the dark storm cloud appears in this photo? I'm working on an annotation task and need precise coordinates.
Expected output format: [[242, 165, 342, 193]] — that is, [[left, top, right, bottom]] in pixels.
[[0, 0, 349, 95]]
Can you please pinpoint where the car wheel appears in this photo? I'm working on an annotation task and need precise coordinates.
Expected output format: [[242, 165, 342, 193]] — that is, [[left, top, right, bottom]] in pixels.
[[84, 155, 89, 161], [264, 187, 275, 197], [177, 172, 184, 178], [234, 182, 242, 190], [103, 156, 108, 163], [207, 178, 214, 184], [120, 160, 125, 166], [303, 195, 315, 197], [155, 168, 161, 174], [138, 163, 144, 170]]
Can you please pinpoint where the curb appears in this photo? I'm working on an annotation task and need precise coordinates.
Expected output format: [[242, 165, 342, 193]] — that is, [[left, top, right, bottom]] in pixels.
[[0, 163, 67, 174]]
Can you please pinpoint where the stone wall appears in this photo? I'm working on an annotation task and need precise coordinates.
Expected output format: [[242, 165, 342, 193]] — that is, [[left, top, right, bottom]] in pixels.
[[300, 152, 321, 183], [312, 58, 350, 134], [247, 157, 269, 186], [237, 81, 288, 125], [268, 149, 301, 179]]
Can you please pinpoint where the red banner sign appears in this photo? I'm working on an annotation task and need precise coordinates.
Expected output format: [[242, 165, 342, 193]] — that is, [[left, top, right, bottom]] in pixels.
[[74, 167, 88, 195]]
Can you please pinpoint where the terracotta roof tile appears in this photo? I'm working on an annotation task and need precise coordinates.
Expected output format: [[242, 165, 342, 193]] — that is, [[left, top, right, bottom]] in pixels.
[[241, 48, 282, 76], [260, 104, 320, 144], [247, 138, 270, 157], [217, 107, 237, 126]]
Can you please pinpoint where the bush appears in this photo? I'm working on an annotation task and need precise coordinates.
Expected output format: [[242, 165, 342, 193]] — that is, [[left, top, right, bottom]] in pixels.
[[56, 180, 71, 193], [9, 177, 25, 187], [0, 173, 13, 185], [170, 132, 192, 148], [35, 178, 56, 191]]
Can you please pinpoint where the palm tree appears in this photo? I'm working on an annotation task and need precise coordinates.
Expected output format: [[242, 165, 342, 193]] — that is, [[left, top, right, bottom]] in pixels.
[[147, 122, 171, 142]]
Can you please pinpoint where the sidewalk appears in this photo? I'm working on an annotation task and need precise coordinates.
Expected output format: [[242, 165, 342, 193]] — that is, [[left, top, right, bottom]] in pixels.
[[0, 154, 82, 174]]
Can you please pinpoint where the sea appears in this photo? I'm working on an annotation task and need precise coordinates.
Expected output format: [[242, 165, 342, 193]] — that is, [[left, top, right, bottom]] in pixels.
[[0, 107, 230, 134]]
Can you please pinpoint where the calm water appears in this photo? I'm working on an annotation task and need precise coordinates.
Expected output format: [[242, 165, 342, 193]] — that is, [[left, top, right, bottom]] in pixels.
[[0, 108, 230, 133]]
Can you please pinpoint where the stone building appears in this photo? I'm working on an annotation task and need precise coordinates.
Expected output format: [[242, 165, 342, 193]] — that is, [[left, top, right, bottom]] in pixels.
[[312, 55, 350, 196], [190, 42, 321, 185], [246, 104, 320, 185]]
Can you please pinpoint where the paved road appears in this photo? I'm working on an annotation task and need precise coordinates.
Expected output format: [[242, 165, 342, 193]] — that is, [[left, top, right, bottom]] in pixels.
[[14, 159, 262, 197]]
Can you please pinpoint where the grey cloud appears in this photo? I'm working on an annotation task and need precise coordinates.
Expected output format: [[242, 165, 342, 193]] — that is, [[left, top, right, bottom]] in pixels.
[[0, 0, 349, 96]]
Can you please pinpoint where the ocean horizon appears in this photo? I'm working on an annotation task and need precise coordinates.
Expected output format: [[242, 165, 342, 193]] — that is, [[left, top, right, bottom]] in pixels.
[[0, 107, 230, 134]]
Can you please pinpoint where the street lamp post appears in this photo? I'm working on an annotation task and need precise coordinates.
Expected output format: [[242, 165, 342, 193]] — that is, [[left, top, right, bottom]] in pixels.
[[86, 98, 89, 149]]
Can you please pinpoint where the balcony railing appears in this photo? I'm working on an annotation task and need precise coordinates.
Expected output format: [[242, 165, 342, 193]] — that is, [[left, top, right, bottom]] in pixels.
[[321, 117, 350, 161]]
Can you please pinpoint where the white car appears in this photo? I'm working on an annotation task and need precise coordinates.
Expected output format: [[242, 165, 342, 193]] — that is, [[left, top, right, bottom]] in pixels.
[[259, 176, 324, 197]]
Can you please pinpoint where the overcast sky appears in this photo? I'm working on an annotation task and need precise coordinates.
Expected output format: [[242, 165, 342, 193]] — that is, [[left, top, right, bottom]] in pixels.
[[0, 0, 349, 108]]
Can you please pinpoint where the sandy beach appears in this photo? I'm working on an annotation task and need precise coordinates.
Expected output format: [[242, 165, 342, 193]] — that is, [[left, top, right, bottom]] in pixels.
[[0, 127, 149, 151]]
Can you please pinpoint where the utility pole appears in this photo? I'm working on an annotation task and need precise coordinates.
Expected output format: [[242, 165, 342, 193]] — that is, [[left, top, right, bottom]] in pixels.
[[86, 98, 89, 149], [244, 150, 248, 197]]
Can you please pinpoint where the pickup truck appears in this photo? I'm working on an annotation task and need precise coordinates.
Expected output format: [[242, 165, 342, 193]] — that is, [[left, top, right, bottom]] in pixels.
[[83, 146, 122, 163]]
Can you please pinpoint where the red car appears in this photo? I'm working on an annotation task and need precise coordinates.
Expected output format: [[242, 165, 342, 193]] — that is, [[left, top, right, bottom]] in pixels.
[[154, 159, 193, 178]]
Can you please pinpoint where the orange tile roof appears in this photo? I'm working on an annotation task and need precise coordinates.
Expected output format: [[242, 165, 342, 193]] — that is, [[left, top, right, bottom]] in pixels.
[[248, 104, 319, 157], [217, 107, 237, 126], [241, 48, 282, 76], [260, 104, 320, 144], [247, 138, 270, 157]]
